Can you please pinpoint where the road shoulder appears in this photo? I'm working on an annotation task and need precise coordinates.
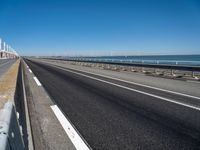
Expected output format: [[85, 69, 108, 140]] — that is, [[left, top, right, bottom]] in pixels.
[[23, 61, 76, 150]]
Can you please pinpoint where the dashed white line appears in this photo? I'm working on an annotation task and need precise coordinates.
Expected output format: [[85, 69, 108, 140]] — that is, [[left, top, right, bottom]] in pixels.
[[51, 105, 90, 150], [29, 69, 32, 73], [56, 66, 200, 111], [33, 77, 42, 86]]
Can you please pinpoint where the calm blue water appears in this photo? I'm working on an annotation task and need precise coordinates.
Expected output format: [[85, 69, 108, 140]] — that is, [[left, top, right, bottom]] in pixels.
[[69, 55, 200, 66]]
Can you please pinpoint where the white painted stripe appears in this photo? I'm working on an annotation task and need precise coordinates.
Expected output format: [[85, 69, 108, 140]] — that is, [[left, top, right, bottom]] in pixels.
[[33, 77, 42, 86], [29, 69, 32, 73], [51, 105, 90, 150], [56, 66, 200, 111], [27, 65, 29, 68], [58, 66, 200, 100]]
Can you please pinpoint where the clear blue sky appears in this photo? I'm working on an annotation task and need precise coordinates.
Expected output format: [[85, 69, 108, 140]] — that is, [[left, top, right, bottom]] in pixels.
[[0, 0, 200, 56]]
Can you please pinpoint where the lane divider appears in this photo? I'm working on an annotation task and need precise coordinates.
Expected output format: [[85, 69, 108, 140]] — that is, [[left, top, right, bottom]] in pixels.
[[56, 66, 200, 111], [33, 77, 42, 86], [50, 105, 90, 150], [26, 63, 42, 87], [61, 66, 200, 100]]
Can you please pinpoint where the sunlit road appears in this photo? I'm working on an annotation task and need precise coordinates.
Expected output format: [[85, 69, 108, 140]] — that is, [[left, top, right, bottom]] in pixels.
[[25, 59, 200, 150]]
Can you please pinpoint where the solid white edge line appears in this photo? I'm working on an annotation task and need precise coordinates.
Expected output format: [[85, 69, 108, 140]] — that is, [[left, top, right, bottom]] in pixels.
[[50, 105, 90, 150], [29, 69, 32, 73], [33, 76, 42, 86], [55, 66, 200, 111], [59, 65, 200, 100]]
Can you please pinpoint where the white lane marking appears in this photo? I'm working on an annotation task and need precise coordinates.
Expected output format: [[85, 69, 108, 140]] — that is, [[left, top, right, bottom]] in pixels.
[[27, 65, 29, 68], [51, 105, 90, 150], [33, 77, 42, 86], [29, 69, 32, 73], [57, 66, 200, 100], [56, 66, 200, 111]]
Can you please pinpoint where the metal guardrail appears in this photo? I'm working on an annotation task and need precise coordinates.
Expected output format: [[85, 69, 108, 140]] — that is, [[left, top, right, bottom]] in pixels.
[[0, 101, 25, 150], [72, 58, 200, 66], [48, 58, 200, 72]]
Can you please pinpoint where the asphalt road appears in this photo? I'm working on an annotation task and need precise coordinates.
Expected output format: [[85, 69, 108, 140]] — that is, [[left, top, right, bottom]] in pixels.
[[0, 59, 16, 77], [25, 59, 200, 150]]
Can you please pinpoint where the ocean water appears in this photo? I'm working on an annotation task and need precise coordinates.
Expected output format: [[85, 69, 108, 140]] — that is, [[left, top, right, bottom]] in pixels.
[[71, 55, 200, 66]]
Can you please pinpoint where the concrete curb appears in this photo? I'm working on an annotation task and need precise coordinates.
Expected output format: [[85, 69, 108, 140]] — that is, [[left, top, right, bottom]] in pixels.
[[21, 60, 34, 150]]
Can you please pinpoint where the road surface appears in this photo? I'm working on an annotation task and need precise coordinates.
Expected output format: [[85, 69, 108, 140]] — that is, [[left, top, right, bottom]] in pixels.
[[25, 59, 200, 150], [0, 59, 16, 77]]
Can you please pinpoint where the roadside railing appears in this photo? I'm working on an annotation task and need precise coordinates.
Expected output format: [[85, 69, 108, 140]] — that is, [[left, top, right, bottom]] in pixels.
[[45, 57, 200, 78], [0, 60, 29, 150], [71, 58, 200, 66], [0, 101, 25, 150]]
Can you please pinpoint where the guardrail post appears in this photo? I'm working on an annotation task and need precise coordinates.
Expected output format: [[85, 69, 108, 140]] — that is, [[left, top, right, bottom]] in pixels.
[[192, 71, 194, 78], [171, 69, 175, 76], [191, 71, 198, 79]]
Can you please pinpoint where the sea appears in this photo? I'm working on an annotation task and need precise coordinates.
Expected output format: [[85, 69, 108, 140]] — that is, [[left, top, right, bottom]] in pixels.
[[68, 55, 200, 66]]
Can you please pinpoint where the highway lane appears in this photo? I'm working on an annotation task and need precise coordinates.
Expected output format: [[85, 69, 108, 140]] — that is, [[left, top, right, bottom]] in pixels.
[[52, 65, 200, 107], [0, 59, 16, 77], [25, 59, 200, 150], [35, 58, 200, 98]]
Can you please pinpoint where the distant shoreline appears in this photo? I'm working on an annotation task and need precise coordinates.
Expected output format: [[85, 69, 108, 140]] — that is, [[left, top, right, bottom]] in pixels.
[[54, 54, 200, 66], [73, 54, 200, 57]]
